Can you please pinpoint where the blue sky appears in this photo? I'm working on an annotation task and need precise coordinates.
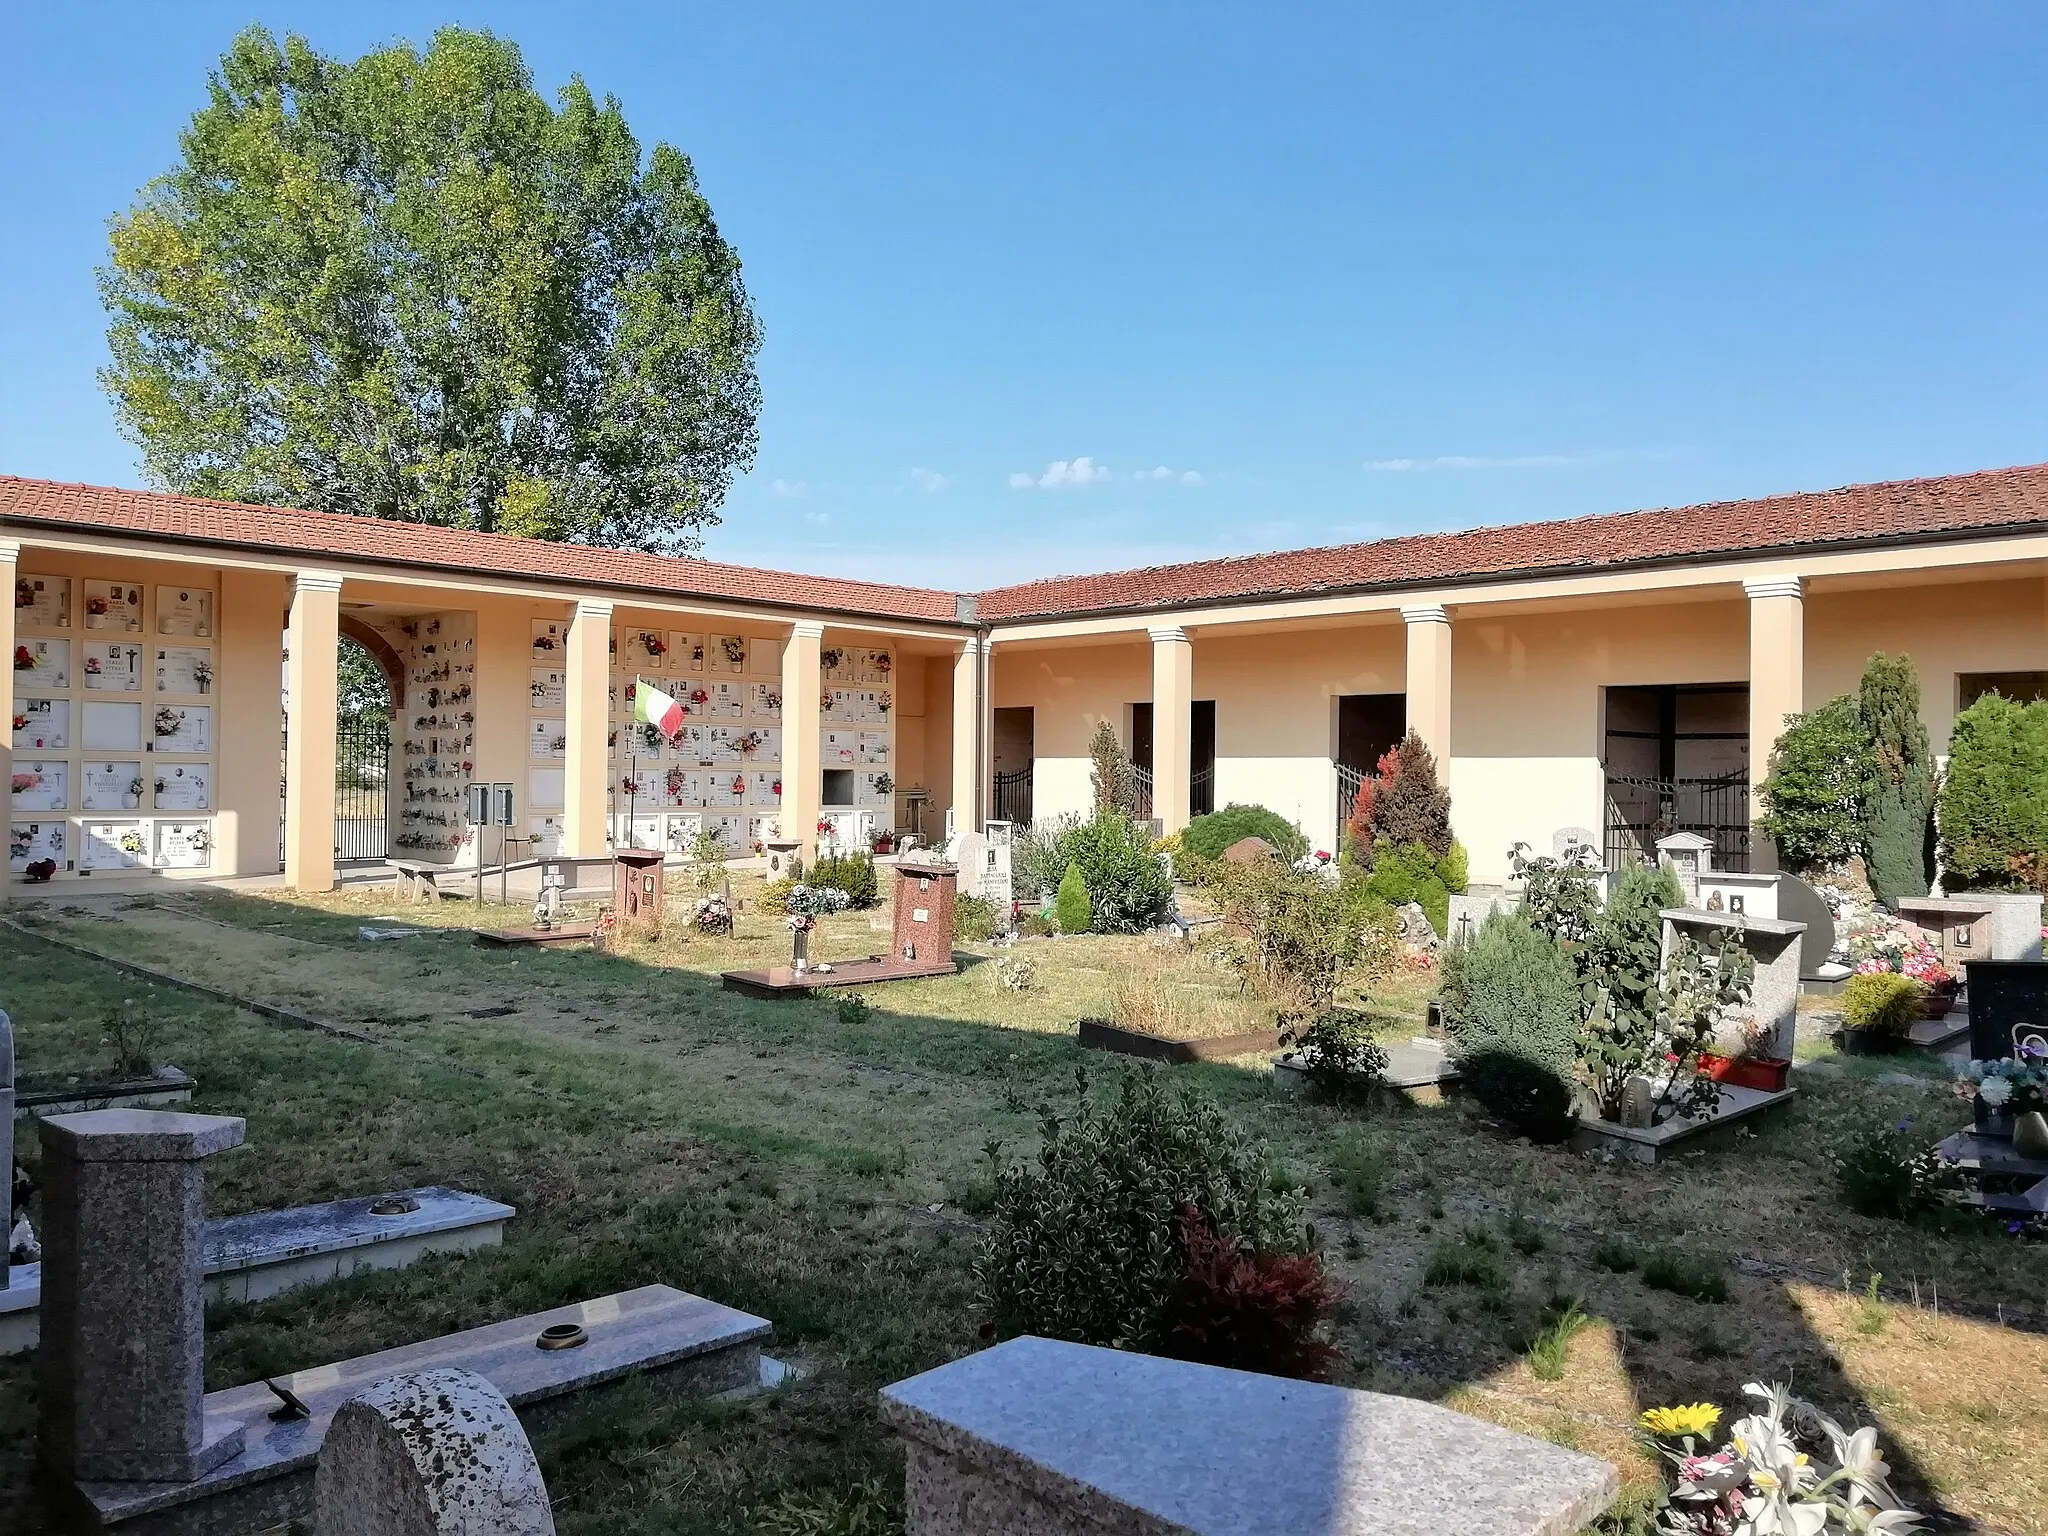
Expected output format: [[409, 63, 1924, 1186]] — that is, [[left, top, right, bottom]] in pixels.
[[4, 3, 2045, 587]]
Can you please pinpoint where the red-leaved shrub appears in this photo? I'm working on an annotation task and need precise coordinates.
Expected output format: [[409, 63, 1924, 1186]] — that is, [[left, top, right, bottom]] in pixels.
[[1157, 1207, 1344, 1381]]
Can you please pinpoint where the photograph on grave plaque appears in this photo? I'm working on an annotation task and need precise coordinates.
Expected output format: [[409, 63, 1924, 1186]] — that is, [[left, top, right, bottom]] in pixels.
[[155, 646, 213, 694], [10, 820, 65, 872], [82, 579, 142, 631], [13, 699, 68, 751], [15, 573, 71, 628], [12, 762, 68, 812], [80, 819, 147, 869], [84, 641, 145, 692], [82, 701, 144, 751], [155, 820, 212, 868], [153, 764, 211, 811], [12, 637, 69, 690], [155, 586, 213, 637], [83, 761, 145, 812], [152, 704, 211, 754]]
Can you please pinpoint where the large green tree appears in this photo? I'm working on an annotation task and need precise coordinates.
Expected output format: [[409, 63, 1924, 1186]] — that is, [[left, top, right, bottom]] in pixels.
[[101, 25, 761, 553]]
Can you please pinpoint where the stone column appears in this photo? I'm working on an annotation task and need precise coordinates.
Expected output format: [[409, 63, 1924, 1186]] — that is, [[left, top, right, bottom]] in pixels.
[[561, 598, 614, 859], [951, 639, 982, 839], [285, 571, 344, 892], [1744, 576, 1805, 864], [316, 1367, 556, 1535], [782, 620, 825, 863], [37, 1109, 247, 1483], [1148, 626, 1193, 833], [1401, 604, 1453, 765]]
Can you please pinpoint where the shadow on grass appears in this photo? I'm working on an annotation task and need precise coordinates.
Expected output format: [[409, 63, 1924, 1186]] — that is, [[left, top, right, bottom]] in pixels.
[[2, 889, 2036, 1534]]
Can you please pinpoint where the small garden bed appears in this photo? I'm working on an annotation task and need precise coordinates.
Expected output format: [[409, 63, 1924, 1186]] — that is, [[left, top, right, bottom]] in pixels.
[[1076, 1016, 1283, 1064]]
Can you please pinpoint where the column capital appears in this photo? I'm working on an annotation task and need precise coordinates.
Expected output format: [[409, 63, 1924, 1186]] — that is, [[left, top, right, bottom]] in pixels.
[[572, 597, 615, 620], [789, 619, 826, 640], [293, 570, 345, 595], [1147, 625, 1190, 646], [956, 636, 982, 658], [1400, 603, 1450, 626], [1742, 575, 1804, 602], [0, 538, 21, 564]]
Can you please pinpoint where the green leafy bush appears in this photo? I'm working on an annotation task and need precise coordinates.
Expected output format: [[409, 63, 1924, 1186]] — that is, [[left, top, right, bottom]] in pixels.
[[977, 1068, 1310, 1353], [1358, 839, 1452, 936], [1841, 971, 1923, 1036], [1209, 859, 1362, 1010], [810, 851, 879, 909], [1054, 862, 1093, 934], [954, 893, 998, 942], [1062, 812, 1174, 932], [1156, 1208, 1343, 1380], [1859, 653, 1935, 905], [1453, 910, 1581, 1142], [1013, 812, 1083, 902], [1938, 691, 2048, 891], [1181, 803, 1309, 863], [1756, 694, 1875, 875], [1835, 1122, 1960, 1220], [1280, 1008, 1389, 1102]]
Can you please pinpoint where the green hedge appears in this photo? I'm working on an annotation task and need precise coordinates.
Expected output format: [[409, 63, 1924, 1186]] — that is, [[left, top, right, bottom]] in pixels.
[[1182, 804, 1308, 863], [1939, 692, 2048, 891]]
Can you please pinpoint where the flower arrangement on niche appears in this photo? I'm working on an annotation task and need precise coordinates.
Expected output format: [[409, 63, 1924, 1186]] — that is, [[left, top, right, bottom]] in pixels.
[[12, 646, 34, 672], [638, 631, 667, 658], [153, 708, 184, 738], [1842, 912, 1954, 991], [720, 636, 747, 667]]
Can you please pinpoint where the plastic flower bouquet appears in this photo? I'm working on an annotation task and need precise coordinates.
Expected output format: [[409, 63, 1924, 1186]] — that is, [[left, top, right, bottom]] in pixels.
[[1842, 913, 1952, 991], [1641, 1382, 1922, 1534], [1954, 1048, 2048, 1121]]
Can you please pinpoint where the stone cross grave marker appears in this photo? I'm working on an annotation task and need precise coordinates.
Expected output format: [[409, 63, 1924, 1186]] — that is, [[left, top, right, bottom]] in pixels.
[[37, 1108, 247, 1483], [315, 1366, 556, 1536]]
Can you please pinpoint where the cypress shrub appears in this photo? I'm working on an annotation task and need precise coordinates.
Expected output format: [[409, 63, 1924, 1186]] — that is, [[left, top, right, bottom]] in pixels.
[[1755, 694, 1875, 875], [1359, 839, 1451, 936], [811, 850, 879, 909], [1453, 910, 1581, 1142], [1055, 861, 1093, 934], [1938, 692, 2048, 891], [1374, 730, 1453, 859], [1842, 972, 1924, 1037], [1858, 654, 1935, 906]]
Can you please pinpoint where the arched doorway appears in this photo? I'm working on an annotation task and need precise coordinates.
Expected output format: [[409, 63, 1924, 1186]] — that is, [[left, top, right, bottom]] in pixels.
[[335, 618, 400, 862]]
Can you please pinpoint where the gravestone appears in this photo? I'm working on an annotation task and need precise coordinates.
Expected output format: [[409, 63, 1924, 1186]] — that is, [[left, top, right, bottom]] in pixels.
[[1552, 827, 1599, 861], [1773, 875, 1838, 979], [37, 1108, 247, 1483], [1661, 909, 1804, 1060], [881, 1336, 1616, 1536], [315, 1367, 556, 1536], [1963, 960, 2048, 1062], [1221, 836, 1278, 864], [1655, 831, 1714, 907]]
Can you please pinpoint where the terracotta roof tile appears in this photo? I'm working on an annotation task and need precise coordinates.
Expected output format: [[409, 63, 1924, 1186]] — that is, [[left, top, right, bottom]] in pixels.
[[0, 477, 966, 627], [975, 462, 2048, 621]]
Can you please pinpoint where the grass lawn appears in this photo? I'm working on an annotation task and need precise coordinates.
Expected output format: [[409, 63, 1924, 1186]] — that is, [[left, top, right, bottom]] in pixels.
[[2, 874, 2043, 1534]]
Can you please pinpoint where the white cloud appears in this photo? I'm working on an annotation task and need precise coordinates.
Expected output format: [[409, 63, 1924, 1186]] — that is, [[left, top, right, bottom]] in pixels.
[[908, 467, 949, 493], [1011, 456, 1112, 489], [1134, 465, 1203, 485], [803, 510, 830, 525], [1363, 454, 1586, 472], [770, 477, 808, 498]]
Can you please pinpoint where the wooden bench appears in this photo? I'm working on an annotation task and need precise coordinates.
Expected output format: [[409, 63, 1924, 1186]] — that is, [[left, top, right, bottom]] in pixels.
[[389, 859, 451, 902]]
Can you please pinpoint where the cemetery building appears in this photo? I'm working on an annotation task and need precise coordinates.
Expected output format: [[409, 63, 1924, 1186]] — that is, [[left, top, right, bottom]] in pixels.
[[5, 461, 2047, 892]]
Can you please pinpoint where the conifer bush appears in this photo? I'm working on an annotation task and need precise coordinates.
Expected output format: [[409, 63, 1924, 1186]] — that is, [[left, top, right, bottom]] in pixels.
[[1452, 910, 1581, 1142], [1182, 804, 1308, 863], [1858, 653, 1935, 905], [1938, 691, 2048, 892], [1054, 861, 1093, 934]]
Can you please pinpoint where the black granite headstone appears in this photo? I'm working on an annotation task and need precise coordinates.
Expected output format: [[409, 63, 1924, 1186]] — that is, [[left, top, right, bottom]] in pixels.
[[1963, 960, 2048, 1061]]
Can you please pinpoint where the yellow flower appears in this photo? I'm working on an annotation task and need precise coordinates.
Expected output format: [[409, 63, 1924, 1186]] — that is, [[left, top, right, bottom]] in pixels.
[[1639, 1403, 1723, 1439]]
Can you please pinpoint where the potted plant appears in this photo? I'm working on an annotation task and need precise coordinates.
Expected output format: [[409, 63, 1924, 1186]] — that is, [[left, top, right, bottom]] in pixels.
[[1697, 1026, 1793, 1093], [1837, 971, 1922, 1054], [1953, 1048, 2048, 1138]]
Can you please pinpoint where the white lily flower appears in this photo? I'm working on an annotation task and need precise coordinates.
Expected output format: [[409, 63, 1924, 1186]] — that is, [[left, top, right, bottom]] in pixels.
[[1824, 1422, 1900, 1510], [1856, 1509, 1925, 1533]]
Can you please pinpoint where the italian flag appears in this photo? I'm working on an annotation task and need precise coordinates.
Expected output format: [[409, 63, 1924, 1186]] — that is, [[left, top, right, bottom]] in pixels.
[[632, 676, 684, 740]]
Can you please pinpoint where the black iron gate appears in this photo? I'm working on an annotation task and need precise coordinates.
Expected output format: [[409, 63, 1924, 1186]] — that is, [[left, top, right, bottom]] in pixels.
[[992, 766, 1034, 826], [1603, 770, 1750, 873], [335, 714, 391, 861]]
